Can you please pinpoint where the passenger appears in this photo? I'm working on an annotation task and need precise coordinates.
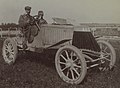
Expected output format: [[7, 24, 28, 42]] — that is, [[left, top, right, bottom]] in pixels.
[[18, 6, 35, 50], [36, 11, 47, 24]]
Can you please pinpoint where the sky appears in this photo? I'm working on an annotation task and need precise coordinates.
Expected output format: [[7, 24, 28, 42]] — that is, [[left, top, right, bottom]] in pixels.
[[0, 0, 120, 24]]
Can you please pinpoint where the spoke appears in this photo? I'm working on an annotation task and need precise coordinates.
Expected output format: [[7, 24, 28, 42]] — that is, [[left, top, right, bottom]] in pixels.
[[70, 51, 74, 60], [66, 69, 70, 77], [65, 50, 70, 60], [104, 57, 111, 62], [104, 51, 111, 56], [74, 64, 81, 68], [10, 49, 14, 53], [102, 50, 111, 56], [99, 43, 103, 50], [59, 61, 66, 65], [61, 66, 68, 72], [7, 46, 11, 52], [60, 54, 67, 62], [73, 57, 79, 62], [10, 47, 14, 50], [5, 45, 8, 49], [7, 49, 11, 53], [70, 69, 75, 80], [103, 48, 110, 54], [103, 47, 108, 52], [104, 54, 111, 58], [10, 52, 14, 55], [103, 52, 111, 58], [72, 67, 80, 76]]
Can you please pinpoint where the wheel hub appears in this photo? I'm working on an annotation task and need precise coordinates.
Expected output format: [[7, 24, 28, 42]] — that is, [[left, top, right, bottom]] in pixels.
[[5, 43, 14, 60], [66, 60, 74, 68]]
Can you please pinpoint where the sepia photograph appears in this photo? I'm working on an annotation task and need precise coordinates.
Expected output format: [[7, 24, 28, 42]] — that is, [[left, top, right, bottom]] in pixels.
[[0, 0, 120, 88]]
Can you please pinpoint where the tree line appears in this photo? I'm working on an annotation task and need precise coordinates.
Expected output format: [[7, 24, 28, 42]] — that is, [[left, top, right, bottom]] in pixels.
[[0, 23, 18, 30]]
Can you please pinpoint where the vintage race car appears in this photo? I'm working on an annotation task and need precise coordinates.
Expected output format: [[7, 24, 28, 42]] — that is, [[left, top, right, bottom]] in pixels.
[[2, 19, 116, 84]]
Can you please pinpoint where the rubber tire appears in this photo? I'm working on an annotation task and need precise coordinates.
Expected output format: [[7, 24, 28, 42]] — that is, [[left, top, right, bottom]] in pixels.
[[97, 40, 116, 70], [2, 38, 18, 65], [55, 45, 87, 84]]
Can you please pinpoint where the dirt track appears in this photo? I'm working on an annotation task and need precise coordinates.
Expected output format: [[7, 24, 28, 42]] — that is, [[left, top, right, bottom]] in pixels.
[[0, 39, 120, 88]]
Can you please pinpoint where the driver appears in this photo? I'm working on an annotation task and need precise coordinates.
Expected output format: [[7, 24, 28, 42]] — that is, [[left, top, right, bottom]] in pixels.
[[18, 6, 35, 50]]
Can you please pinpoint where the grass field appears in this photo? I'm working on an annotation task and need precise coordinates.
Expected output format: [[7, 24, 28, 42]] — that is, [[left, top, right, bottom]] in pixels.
[[0, 39, 120, 88]]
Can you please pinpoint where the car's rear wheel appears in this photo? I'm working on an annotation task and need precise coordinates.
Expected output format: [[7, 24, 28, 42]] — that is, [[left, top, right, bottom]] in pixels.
[[2, 38, 18, 65]]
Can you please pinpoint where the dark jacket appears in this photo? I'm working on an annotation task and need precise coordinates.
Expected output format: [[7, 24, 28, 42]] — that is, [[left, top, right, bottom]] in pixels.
[[38, 18, 47, 25], [18, 14, 34, 29]]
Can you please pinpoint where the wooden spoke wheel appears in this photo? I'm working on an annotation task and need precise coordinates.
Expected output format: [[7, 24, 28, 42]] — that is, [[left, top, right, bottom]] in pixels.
[[2, 38, 18, 65], [55, 45, 87, 84], [97, 40, 116, 71]]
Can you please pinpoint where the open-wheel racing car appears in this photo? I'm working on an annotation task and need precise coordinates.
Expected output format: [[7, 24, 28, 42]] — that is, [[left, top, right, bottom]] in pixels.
[[2, 18, 116, 84]]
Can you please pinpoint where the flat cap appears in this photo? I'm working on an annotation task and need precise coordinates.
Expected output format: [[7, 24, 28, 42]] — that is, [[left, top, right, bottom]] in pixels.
[[25, 6, 31, 10]]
